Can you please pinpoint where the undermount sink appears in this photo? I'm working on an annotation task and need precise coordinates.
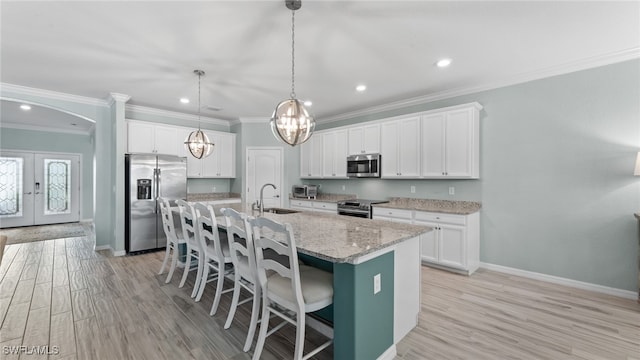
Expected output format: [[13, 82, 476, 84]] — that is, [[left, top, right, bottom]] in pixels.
[[264, 208, 299, 215]]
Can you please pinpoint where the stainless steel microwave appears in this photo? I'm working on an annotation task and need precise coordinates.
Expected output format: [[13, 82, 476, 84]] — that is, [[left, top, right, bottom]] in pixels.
[[292, 184, 318, 198], [347, 153, 381, 178]]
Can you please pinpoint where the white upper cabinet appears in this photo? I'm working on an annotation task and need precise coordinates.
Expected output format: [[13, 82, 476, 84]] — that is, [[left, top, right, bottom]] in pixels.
[[201, 131, 236, 178], [128, 120, 236, 178], [381, 116, 421, 178], [322, 129, 348, 178], [300, 135, 323, 178], [348, 124, 380, 155], [421, 103, 480, 179], [127, 122, 179, 156]]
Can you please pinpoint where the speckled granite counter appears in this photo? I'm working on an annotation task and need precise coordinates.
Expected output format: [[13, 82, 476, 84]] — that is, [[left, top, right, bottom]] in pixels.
[[289, 193, 356, 203], [187, 192, 241, 201], [375, 197, 481, 215], [210, 201, 431, 264]]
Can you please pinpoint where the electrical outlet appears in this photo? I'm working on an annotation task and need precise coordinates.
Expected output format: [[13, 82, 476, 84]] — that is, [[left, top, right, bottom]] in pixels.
[[213, 186, 216, 192], [410, 185, 416, 194], [449, 187, 455, 195], [374, 274, 381, 294], [342, 185, 346, 191]]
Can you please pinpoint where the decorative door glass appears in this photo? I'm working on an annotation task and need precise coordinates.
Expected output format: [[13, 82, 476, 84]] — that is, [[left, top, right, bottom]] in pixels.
[[0, 157, 24, 217], [43, 159, 71, 215]]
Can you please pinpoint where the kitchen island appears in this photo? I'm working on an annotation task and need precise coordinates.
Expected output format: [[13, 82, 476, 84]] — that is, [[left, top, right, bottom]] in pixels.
[[208, 202, 432, 360]]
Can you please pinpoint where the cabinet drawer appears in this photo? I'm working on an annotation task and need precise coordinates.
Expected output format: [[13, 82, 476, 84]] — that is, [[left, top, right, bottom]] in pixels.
[[414, 211, 466, 226], [314, 202, 337, 211], [372, 207, 413, 220], [290, 200, 313, 208]]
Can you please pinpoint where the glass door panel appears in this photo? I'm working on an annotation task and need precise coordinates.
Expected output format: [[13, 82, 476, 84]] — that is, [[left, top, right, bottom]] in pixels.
[[34, 154, 80, 225], [0, 152, 34, 228]]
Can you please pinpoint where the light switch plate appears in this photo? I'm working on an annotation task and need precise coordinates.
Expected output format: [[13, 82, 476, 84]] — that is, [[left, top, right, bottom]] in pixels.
[[449, 187, 455, 195], [410, 185, 416, 193], [374, 274, 381, 294]]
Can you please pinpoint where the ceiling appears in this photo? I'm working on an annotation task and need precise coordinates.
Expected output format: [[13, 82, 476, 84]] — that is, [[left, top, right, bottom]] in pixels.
[[1, 1, 638, 131]]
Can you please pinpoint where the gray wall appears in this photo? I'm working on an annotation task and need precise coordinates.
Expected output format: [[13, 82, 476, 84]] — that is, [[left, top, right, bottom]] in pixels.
[[230, 121, 300, 207], [0, 128, 94, 220], [309, 59, 640, 292]]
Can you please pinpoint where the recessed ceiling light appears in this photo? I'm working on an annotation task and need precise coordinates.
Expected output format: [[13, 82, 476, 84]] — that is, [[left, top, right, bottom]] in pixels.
[[436, 58, 452, 68], [20, 104, 31, 111], [304, 100, 312, 107], [180, 98, 190, 104], [356, 84, 367, 92]]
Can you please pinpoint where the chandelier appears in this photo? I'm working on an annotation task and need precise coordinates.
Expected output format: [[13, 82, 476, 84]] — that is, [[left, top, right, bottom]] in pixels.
[[270, 0, 315, 146], [184, 70, 214, 159]]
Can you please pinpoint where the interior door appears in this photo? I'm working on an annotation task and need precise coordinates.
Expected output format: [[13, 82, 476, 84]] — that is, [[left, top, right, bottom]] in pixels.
[[246, 148, 282, 209], [0, 152, 35, 227], [33, 154, 80, 225]]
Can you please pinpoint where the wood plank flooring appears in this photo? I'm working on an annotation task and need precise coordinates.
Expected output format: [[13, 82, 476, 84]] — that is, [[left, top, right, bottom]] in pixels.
[[0, 229, 638, 359]]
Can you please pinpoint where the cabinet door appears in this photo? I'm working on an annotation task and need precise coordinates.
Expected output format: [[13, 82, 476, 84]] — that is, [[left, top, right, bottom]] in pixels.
[[421, 113, 446, 177], [309, 136, 323, 177], [322, 132, 335, 177], [127, 122, 155, 153], [200, 131, 220, 177], [154, 125, 179, 155], [333, 130, 348, 177], [219, 133, 236, 177], [439, 224, 466, 269], [415, 220, 439, 263], [445, 109, 473, 177], [313, 201, 337, 214], [398, 117, 421, 177], [177, 128, 202, 177], [348, 127, 364, 155], [300, 140, 312, 178], [362, 124, 380, 153], [380, 121, 399, 177]]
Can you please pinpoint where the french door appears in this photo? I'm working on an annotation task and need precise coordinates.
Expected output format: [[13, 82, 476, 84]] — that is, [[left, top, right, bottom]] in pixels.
[[0, 151, 80, 228]]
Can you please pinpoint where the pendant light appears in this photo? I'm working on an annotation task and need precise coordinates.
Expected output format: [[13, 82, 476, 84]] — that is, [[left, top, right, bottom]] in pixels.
[[270, 0, 315, 146], [184, 69, 214, 159]]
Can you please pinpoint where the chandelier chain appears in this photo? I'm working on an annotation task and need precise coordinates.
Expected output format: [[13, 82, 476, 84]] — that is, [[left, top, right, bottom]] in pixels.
[[291, 9, 296, 99], [197, 71, 202, 130]]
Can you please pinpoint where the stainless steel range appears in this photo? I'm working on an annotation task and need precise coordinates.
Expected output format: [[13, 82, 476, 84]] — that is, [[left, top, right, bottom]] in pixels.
[[337, 199, 389, 219]]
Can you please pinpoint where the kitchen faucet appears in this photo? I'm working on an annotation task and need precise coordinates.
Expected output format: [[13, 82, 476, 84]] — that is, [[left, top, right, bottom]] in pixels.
[[255, 183, 276, 216]]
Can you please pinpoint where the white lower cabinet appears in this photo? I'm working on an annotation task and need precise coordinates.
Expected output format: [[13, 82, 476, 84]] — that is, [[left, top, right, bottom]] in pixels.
[[373, 207, 480, 275], [290, 199, 337, 214]]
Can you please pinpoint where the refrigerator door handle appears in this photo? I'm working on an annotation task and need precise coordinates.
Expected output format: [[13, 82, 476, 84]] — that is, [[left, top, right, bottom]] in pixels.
[[157, 168, 162, 199], [153, 168, 158, 214]]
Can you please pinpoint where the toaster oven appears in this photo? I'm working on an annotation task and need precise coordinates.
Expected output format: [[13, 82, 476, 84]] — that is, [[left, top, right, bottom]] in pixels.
[[292, 185, 318, 199]]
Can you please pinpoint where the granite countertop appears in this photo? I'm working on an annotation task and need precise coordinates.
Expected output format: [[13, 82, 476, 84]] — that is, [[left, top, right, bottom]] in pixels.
[[187, 192, 241, 202], [210, 201, 431, 264], [375, 197, 482, 215], [289, 193, 357, 203]]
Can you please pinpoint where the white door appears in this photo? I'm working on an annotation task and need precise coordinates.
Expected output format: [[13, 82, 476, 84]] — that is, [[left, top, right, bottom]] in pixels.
[[246, 148, 282, 209], [33, 154, 80, 225], [0, 152, 35, 227], [0, 151, 80, 228]]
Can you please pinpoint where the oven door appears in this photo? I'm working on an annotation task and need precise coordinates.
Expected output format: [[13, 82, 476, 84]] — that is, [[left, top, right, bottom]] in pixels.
[[337, 208, 371, 218]]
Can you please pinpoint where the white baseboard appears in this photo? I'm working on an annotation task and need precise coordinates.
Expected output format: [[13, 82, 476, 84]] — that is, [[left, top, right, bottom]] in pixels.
[[94, 245, 126, 257], [480, 262, 637, 300], [377, 345, 397, 360]]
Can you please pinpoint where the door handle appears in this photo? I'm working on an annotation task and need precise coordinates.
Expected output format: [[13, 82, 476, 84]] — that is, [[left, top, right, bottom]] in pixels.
[[274, 194, 280, 198]]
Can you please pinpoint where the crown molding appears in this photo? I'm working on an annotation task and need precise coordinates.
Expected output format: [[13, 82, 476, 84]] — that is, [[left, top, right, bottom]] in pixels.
[[231, 117, 270, 126], [1, 122, 93, 136], [0, 83, 109, 107], [318, 47, 640, 124], [107, 93, 131, 106], [125, 104, 230, 127]]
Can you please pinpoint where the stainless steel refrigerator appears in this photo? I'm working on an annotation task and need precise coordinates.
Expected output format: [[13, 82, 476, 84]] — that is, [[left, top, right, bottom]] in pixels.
[[125, 154, 187, 253]]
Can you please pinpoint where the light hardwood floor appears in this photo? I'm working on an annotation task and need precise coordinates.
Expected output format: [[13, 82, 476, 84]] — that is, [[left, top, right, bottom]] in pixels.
[[0, 233, 639, 359]]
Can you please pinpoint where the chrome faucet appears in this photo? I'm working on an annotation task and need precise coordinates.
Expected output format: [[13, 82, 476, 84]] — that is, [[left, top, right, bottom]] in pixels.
[[257, 183, 276, 216]]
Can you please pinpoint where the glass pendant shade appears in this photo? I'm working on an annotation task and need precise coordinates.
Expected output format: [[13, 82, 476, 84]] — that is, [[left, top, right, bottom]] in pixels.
[[271, 98, 315, 146], [184, 129, 214, 159]]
